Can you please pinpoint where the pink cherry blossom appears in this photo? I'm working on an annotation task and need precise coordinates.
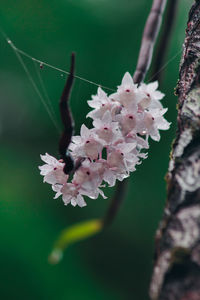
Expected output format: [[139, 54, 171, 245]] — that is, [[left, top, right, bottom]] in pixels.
[[111, 72, 142, 108], [69, 124, 103, 160], [39, 72, 170, 207], [39, 153, 68, 185], [87, 87, 119, 120], [93, 111, 120, 144], [138, 81, 164, 110]]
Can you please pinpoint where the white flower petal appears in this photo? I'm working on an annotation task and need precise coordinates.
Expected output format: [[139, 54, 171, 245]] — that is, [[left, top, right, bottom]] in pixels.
[[76, 194, 87, 207], [147, 81, 158, 92], [80, 124, 90, 138], [121, 72, 133, 85]]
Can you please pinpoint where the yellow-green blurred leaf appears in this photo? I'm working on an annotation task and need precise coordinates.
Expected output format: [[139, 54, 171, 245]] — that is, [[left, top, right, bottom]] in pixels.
[[49, 219, 103, 264]]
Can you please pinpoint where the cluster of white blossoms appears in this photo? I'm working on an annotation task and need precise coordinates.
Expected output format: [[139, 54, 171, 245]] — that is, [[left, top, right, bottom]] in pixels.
[[39, 72, 170, 207]]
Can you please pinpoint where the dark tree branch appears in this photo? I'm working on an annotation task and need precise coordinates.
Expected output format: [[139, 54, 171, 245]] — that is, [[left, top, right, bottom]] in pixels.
[[133, 0, 167, 84], [151, 0, 179, 82], [150, 1, 200, 299], [59, 53, 75, 174]]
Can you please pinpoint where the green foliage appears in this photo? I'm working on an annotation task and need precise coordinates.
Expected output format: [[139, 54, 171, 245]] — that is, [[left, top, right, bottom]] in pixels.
[[49, 219, 102, 264]]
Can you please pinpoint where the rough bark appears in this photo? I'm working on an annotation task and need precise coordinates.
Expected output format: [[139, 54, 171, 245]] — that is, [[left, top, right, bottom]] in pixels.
[[150, 1, 200, 300]]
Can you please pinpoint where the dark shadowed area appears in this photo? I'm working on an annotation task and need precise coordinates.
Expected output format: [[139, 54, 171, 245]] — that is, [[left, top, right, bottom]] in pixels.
[[0, 0, 192, 299]]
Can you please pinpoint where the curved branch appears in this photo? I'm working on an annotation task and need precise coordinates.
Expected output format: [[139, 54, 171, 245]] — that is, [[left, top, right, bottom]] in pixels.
[[151, 0, 179, 82], [59, 53, 75, 174], [133, 0, 167, 84]]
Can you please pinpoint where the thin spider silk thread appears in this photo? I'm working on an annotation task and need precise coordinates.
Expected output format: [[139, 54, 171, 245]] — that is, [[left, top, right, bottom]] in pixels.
[[0, 27, 182, 129], [0, 25, 61, 131], [147, 49, 182, 83], [33, 59, 59, 129], [6, 37, 115, 92], [1, 27, 182, 90], [8, 40, 61, 132], [7, 37, 182, 87]]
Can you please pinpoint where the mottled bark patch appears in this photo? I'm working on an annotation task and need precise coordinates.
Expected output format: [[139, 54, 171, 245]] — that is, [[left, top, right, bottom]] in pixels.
[[150, 1, 200, 299]]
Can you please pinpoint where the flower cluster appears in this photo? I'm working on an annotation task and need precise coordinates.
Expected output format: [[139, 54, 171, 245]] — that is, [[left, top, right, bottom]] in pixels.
[[39, 72, 170, 207]]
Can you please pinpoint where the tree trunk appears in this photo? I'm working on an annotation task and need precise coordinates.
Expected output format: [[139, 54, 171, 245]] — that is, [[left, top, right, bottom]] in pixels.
[[150, 1, 200, 299]]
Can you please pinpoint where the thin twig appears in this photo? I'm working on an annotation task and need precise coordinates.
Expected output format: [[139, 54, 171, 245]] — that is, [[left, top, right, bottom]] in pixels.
[[59, 53, 75, 174], [133, 0, 167, 84], [151, 0, 179, 82]]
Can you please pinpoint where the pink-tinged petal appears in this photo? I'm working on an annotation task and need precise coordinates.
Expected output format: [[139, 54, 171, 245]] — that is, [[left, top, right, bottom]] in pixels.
[[54, 191, 62, 199], [121, 72, 133, 85], [39, 164, 53, 175], [103, 169, 116, 187], [149, 99, 163, 109], [98, 188, 107, 199], [87, 100, 100, 109], [80, 124, 90, 138], [147, 81, 158, 92], [52, 184, 63, 199], [120, 142, 137, 153], [76, 194, 87, 207], [97, 86, 107, 98], [159, 108, 168, 116], [109, 92, 120, 102], [149, 108, 168, 117], [93, 118, 102, 129], [44, 172, 56, 184], [157, 118, 171, 130], [102, 110, 112, 123], [153, 90, 165, 100], [62, 192, 72, 205], [71, 135, 82, 144], [71, 199, 77, 207], [40, 153, 58, 165], [150, 130, 160, 142], [86, 110, 94, 119], [138, 152, 148, 159]]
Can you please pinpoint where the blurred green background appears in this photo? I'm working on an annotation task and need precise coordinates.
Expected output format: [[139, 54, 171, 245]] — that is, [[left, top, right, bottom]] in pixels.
[[0, 0, 193, 299]]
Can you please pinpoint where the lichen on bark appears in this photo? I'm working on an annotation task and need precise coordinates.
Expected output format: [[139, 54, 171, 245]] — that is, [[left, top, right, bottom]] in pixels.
[[150, 1, 200, 299]]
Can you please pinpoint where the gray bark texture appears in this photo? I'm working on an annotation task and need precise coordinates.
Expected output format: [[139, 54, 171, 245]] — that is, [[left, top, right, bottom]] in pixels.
[[150, 1, 200, 300]]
